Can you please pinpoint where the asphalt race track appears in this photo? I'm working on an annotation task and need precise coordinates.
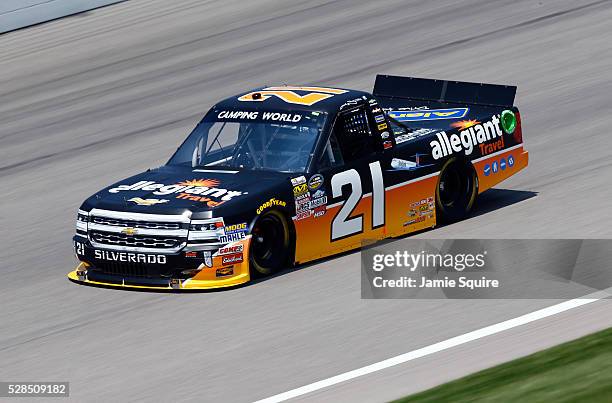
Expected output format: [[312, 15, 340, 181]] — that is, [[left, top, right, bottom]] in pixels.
[[1, 1, 612, 402]]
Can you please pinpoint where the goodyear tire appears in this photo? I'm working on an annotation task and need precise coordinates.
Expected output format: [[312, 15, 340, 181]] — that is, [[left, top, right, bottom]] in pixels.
[[435, 158, 478, 223], [250, 210, 291, 276]]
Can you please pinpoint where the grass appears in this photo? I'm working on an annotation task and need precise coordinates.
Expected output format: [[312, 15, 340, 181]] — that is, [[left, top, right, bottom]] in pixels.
[[394, 327, 612, 403]]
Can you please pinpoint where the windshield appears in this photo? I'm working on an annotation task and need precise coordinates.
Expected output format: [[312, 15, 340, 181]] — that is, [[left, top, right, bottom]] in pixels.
[[168, 109, 327, 173]]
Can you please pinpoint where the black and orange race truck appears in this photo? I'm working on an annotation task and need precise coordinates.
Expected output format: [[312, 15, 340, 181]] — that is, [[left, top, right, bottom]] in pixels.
[[69, 75, 528, 290]]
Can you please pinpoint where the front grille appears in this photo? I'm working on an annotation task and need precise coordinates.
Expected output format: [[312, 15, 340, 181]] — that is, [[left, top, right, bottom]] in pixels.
[[93, 261, 158, 278], [91, 231, 182, 249], [91, 216, 183, 230]]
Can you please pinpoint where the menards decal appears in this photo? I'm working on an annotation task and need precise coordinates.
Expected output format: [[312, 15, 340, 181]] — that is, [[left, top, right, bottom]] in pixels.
[[429, 115, 503, 160], [238, 86, 348, 106], [109, 179, 243, 207]]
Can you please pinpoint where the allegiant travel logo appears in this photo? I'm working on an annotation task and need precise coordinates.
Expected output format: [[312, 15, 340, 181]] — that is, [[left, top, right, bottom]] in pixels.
[[430, 115, 503, 160], [109, 179, 244, 205]]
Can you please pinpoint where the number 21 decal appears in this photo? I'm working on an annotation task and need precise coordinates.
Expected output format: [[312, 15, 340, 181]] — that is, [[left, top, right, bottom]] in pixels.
[[331, 161, 385, 240]]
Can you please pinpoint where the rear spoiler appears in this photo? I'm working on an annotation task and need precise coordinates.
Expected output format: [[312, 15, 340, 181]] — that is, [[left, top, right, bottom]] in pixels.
[[373, 75, 516, 107]]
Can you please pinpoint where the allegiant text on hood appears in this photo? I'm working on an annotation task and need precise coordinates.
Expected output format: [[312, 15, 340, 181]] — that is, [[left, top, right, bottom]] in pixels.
[[109, 180, 244, 202]]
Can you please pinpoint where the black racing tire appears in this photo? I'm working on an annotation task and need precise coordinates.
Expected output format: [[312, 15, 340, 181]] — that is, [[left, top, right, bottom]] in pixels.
[[250, 210, 291, 276], [435, 158, 478, 223]]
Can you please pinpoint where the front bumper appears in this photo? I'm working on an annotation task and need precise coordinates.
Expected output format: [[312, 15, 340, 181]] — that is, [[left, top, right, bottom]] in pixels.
[[68, 236, 251, 291]]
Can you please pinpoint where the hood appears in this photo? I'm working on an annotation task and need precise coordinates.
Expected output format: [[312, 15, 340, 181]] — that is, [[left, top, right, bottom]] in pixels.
[[83, 165, 288, 216]]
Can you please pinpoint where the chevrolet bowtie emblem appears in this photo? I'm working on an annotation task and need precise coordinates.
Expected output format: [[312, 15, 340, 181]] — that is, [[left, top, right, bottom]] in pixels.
[[121, 227, 138, 236], [128, 197, 169, 206]]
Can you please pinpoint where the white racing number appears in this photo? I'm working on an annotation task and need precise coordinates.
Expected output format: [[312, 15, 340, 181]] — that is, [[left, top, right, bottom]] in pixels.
[[331, 161, 385, 240]]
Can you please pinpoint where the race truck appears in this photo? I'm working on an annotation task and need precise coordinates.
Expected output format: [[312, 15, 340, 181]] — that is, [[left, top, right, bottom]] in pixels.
[[69, 75, 528, 290]]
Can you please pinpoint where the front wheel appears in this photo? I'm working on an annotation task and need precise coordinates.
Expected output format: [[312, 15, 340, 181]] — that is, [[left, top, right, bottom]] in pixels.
[[250, 210, 291, 276], [435, 158, 478, 223]]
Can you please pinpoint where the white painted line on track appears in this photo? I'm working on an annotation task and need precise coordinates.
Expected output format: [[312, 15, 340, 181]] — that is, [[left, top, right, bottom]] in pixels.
[[254, 289, 610, 403]]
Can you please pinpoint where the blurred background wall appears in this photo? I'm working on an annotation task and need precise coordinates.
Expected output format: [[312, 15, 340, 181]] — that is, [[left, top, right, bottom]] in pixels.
[[0, 0, 125, 34]]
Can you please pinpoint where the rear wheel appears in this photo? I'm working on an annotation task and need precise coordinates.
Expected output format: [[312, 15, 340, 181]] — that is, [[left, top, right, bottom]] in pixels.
[[250, 210, 291, 276], [435, 158, 477, 223]]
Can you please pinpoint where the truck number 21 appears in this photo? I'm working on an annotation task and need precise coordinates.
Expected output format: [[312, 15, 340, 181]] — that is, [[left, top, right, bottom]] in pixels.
[[330, 161, 385, 240]]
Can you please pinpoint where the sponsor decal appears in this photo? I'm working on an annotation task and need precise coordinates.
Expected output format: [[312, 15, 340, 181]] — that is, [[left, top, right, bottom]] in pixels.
[[410, 197, 433, 208], [309, 196, 328, 208], [429, 115, 503, 160], [479, 136, 505, 156], [405, 198, 434, 224], [395, 128, 437, 144], [484, 156, 514, 177], [294, 193, 310, 201], [257, 198, 287, 214], [374, 114, 386, 123], [94, 250, 167, 264], [295, 202, 310, 218], [128, 197, 169, 206], [293, 183, 309, 196], [389, 108, 469, 122], [403, 216, 426, 227], [390, 158, 416, 170], [383, 141, 393, 149], [217, 110, 259, 120], [295, 207, 311, 216], [218, 245, 244, 255], [390, 154, 434, 171], [224, 223, 247, 233], [219, 231, 246, 243], [372, 107, 382, 113], [368, 99, 378, 105], [378, 123, 388, 130], [295, 210, 312, 220], [381, 131, 390, 139], [340, 97, 363, 109], [313, 206, 326, 217], [109, 179, 243, 207], [217, 110, 303, 122], [484, 164, 491, 177], [386, 106, 429, 112], [311, 189, 325, 199], [175, 193, 223, 207], [259, 112, 302, 122], [216, 267, 234, 277], [185, 251, 198, 258], [295, 197, 311, 213], [291, 175, 306, 186], [222, 253, 243, 265], [308, 174, 324, 191], [237, 86, 348, 106]]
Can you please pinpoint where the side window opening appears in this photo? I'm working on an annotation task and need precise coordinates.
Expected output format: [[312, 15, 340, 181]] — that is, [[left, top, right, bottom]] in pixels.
[[335, 107, 376, 162]]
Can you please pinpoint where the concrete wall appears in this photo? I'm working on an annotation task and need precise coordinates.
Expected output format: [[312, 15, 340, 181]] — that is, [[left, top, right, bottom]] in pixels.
[[0, 0, 125, 34]]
